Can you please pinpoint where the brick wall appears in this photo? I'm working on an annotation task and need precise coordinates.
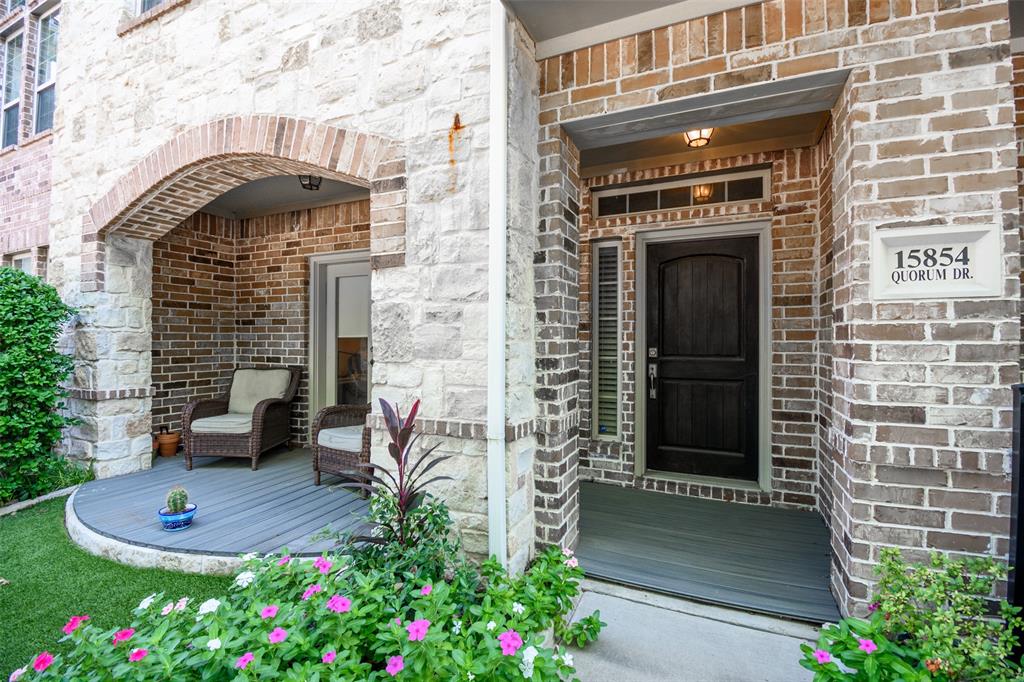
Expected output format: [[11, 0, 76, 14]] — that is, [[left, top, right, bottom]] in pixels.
[[539, 0, 1020, 613], [151, 201, 370, 442], [577, 148, 828, 510], [0, 136, 51, 261]]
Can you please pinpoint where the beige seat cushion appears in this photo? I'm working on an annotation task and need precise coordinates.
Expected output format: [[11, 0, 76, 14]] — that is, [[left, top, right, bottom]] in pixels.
[[228, 368, 291, 414], [191, 413, 253, 434], [317, 425, 363, 451]]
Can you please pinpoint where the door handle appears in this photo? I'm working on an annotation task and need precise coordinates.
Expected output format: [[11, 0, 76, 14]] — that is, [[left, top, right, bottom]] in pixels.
[[648, 362, 658, 399]]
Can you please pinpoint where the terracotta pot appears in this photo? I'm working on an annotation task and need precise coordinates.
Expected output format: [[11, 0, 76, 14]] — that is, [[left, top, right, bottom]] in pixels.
[[156, 431, 180, 457]]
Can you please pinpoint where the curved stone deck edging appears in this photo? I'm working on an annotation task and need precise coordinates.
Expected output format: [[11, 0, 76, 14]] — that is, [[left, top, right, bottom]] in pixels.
[[64, 491, 244, 576]]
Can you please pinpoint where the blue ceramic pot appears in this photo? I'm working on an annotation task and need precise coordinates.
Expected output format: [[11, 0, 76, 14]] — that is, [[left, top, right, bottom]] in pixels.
[[158, 503, 197, 531]]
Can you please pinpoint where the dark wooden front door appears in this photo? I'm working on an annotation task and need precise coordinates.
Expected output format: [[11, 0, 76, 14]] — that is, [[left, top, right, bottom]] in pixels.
[[645, 235, 760, 480]]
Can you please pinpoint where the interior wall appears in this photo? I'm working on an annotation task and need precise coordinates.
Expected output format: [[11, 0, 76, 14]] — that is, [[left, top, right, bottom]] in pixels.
[[151, 200, 371, 443], [578, 147, 827, 510]]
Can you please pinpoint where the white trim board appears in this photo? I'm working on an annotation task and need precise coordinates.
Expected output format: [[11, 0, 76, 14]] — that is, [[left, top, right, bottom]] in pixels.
[[634, 220, 773, 492]]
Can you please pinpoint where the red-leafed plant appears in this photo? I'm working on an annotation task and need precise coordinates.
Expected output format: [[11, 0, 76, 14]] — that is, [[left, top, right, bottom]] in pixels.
[[349, 398, 452, 547]]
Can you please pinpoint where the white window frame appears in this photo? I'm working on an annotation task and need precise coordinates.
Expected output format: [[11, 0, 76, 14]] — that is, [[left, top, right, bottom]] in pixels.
[[10, 252, 32, 273], [138, 0, 164, 14], [590, 239, 622, 441], [1, 29, 23, 149], [33, 4, 58, 134], [591, 168, 771, 219], [5, 0, 26, 16]]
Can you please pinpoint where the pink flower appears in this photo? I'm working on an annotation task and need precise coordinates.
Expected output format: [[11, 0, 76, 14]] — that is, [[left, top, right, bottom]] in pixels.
[[867, 602, 879, 614], [268, 627, 288, 644], [386, 655, 404, 676], [32, 652, 54, 673], [420, 584, 432, 596], [497, 629, 523, 656], [394, 617, 402, 625], [9, 667, 27, 682], [301, 584, 322, 600], [327, 595, 352, 613], [160, 601, 174, 616], [175, 597, 189, 611], [62, 615, 89, 635], [128, 648, 148, 662], [562, 547, 574, 557], [322, 650, 337, 664], [565, 557, 579, 568], [260, 604, 279, 619], [406, 619, 431, 641], [858, 638, 878, 654], [112, 628, 135, 645], [235, 652, 254, 669], [313, 557, 333, 574], [277, 555, 291, 566], [813, 649, 832, 665]]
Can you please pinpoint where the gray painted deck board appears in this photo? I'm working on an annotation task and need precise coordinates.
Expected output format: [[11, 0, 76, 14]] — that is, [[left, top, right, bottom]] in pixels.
[[73, 448, 369, 557], [577, 482, 840, 623]]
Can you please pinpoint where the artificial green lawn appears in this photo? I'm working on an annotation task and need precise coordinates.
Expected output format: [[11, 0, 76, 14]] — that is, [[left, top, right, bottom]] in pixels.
[[0, 497, 231, 676]]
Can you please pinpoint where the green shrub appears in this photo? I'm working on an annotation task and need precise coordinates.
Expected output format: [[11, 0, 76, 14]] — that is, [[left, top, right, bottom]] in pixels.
[[801, 548, 1024, 681], [0, 268, 86, 505]]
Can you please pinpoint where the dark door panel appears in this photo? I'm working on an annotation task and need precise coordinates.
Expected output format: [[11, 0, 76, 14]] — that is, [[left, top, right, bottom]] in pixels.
[[646, 235, 759, 480]]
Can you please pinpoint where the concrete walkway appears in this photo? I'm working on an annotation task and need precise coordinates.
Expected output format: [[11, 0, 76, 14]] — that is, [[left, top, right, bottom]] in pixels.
[[569, 580, 818, 682]]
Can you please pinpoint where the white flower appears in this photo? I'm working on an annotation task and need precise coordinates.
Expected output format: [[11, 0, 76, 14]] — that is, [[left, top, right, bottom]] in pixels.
[[486, 620, 497, 631], [234, 570, 256, 588], [137, 594, 156, 611], [561, 653, 574, 667], [452, 620, 462, 634], [511, 601, 525, 615], [9, 667, 27, 682], [197, 598, 220, 616], [175, 597, 189, 611], [519, 647, 538, 678], [467, 674, 475, 681], [241, 552, 258, 561], [207, 638, 222, 651]]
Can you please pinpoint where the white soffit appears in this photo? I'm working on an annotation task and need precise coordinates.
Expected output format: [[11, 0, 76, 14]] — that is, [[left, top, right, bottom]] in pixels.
[[506, 0, 760, 59], [562, 70, 851, 150]]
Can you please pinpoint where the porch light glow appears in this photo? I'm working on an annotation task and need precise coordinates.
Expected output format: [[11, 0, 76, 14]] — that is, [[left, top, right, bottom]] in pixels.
[[683, 127, 714, 147], [692, 184, 713, 202], [298, 175, 323, 191]]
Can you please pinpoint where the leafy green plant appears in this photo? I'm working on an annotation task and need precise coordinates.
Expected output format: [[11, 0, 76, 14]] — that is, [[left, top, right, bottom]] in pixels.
[[0, 268, 85, 505], [556, 611, 605, 648], [801, 549, 1024, 681]]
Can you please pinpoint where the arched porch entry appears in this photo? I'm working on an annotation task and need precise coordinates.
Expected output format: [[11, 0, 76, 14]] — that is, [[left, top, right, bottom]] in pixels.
[[72, 115, 406, 477]]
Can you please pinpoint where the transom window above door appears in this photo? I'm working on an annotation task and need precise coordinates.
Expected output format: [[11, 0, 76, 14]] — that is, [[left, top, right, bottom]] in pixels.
[[591, 168, 770, 219]]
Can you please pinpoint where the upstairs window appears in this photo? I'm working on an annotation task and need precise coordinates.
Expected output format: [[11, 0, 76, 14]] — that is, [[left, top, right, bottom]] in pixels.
[[34, 7, 58, 133], [140, 0, 164, 12], [2, 31, 22, 148], [592, 168, 770, 219], [591, 241, 621, 439], [5, 0, 25, 14]]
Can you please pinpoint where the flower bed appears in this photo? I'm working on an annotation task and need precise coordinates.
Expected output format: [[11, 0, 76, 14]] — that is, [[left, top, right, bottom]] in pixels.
[[10, 545, 586, 681]]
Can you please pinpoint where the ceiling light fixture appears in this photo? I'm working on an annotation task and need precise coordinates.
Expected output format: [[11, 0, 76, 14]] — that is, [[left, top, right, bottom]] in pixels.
[[298, 175, 322, 191], [683, 127, 714, 147]]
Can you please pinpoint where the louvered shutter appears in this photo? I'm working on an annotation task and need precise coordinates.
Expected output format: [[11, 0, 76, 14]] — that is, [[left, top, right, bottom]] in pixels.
[[593, 244, 620, 437]]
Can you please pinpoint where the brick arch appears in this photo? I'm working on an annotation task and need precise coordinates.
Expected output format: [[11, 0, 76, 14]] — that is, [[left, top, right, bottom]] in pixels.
[[82, 115, 407, 290]]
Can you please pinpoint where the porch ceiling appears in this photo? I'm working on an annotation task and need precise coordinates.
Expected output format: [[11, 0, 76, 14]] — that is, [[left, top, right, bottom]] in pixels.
[[202, 175, 369, 220], [562, 70, 850, 151]]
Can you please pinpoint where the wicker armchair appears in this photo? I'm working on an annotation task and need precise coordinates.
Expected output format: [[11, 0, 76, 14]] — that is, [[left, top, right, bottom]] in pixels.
[[182, 366, 301, 471], [312, 403, 371, 486]]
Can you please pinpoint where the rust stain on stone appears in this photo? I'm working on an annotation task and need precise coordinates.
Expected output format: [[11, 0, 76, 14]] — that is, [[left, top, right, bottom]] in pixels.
[[447, 113, 465, 166]]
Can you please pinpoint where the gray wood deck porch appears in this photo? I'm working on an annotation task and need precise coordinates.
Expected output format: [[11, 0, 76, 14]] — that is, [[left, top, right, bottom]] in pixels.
[[72, 448, 369, 557], [577, 482, 840, 623]]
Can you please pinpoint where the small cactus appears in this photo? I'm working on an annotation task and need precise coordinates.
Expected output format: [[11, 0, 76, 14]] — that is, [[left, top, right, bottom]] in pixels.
[[166, 486, 189, 514]]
